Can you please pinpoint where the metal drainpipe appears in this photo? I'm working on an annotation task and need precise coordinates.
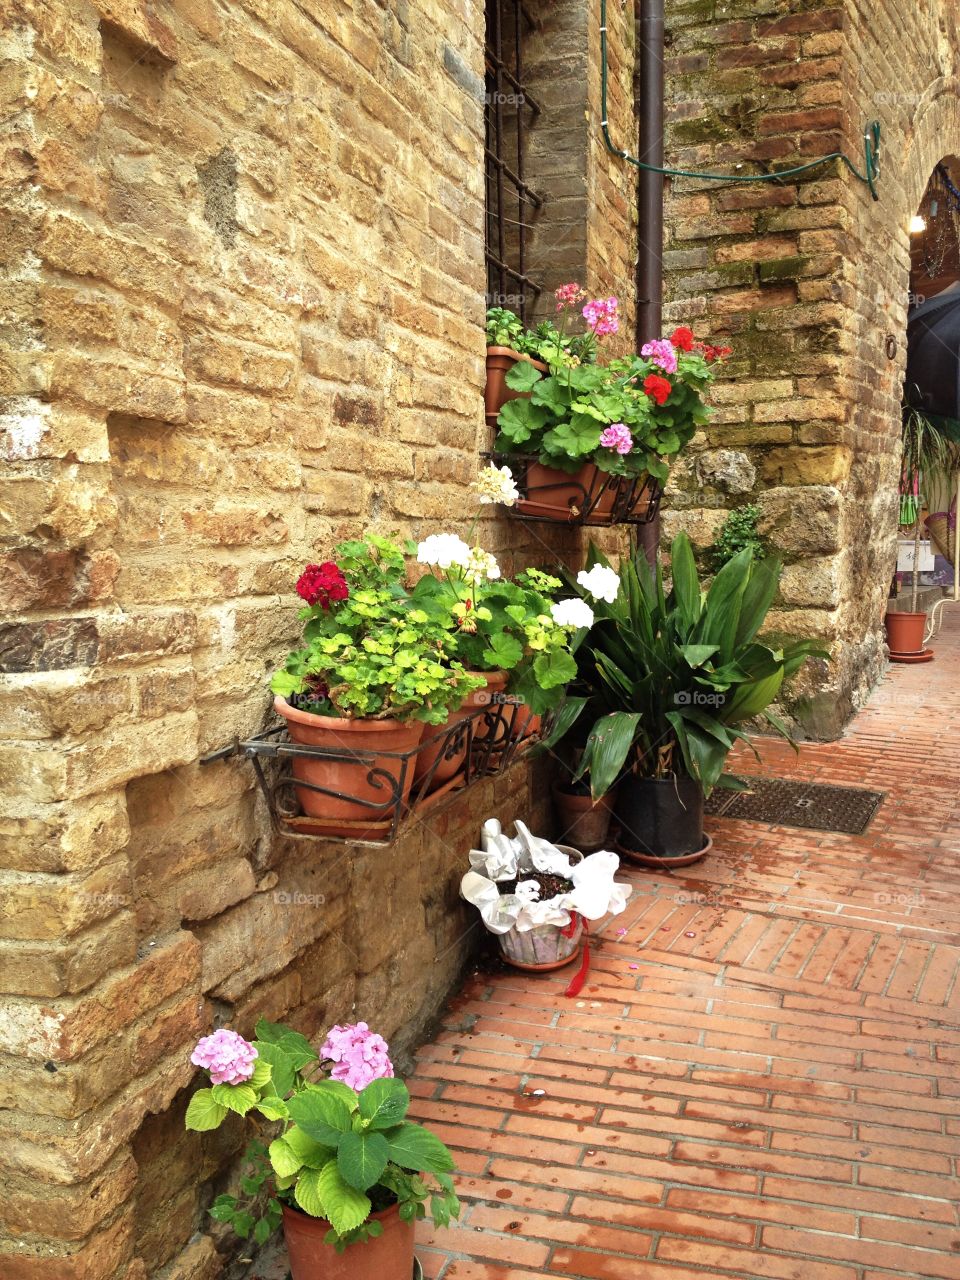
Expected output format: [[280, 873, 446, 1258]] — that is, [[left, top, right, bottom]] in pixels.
[[636, 0, 665, 565]]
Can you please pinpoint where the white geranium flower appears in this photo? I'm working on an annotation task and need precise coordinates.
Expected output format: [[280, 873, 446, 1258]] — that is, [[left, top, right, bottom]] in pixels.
[[473, 463, 520, 506], [464, 546, 501, 586], [416, 533, 472, 570], [577, 563, 620, 604], [550, 598, 595, 630]]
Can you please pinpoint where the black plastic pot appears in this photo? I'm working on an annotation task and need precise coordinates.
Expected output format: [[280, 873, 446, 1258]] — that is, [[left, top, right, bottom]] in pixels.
[[614, 775, 705, 858]]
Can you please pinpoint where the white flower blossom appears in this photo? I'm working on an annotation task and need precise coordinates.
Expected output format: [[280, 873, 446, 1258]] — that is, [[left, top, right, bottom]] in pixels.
[[473, 463, 520, 506], [550, 598, 595, 630], [577, 563, 620, 604], [464, 546, 501, 586], [416, 533, 472, 570]]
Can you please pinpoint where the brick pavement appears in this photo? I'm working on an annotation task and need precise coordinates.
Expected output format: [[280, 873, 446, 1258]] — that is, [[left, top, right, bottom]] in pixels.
[[409, 607, 960, 1280]]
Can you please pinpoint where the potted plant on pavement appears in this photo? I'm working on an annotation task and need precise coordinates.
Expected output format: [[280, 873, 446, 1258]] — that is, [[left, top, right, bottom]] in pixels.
[[186, 1019, 458, 1280], [543, 534, 826, 864], [270, 535, 484, 829], [495, 307, 730, 524], [461, 818, 631, 976], [885, 407, 951, 660]]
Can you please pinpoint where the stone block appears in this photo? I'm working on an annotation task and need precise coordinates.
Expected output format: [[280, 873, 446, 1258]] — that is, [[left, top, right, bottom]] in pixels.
[[759, 446, 852, 487]]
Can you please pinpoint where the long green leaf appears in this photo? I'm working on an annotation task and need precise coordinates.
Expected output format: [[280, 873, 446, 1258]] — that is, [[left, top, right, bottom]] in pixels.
[[735, 554, 781, 648], [581, 712, 643, 799], [670, 532, 701, 630], [538, 696, 588, 750]]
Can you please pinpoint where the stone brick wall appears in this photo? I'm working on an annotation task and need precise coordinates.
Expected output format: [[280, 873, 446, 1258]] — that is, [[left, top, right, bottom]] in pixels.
[[661, 0, 960, 735], [0, 1, 637, 1277]]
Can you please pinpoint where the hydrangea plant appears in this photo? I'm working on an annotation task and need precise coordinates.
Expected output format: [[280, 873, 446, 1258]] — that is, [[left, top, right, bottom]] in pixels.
[[186, 1020, 460, 1252]]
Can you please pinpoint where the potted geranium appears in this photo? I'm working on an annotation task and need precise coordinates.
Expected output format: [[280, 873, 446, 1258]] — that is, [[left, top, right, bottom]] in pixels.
[[271, 535, 484, 829], [495, 301, 729, 524], [544, 534, 826, 864], [186, 1020, 457, 1280], [484, 303, 599, 423], [409, 465, 591, 775]]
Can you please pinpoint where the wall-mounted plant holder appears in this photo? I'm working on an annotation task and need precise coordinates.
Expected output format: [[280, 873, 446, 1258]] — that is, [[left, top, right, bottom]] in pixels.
[[486, 452, 662, 526], [201, 701, 543, 846]]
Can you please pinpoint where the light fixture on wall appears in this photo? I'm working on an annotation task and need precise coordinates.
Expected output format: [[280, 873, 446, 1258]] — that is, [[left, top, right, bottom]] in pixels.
[[909, 214, 927, 235]]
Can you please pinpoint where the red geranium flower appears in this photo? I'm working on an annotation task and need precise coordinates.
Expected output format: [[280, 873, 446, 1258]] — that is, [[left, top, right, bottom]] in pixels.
[[643, 374, 672, 406], [695, 341, 733, 363], [296, 561, 349, 609], [670, 326, 695, 352]]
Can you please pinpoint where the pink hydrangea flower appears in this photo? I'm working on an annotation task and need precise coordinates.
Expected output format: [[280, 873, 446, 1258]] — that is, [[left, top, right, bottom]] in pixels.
[[641, 338, 678, 374], [599, 423, 633, 455], [555, 282, 583, 310], [320, 1022, 394, 1092], [582, 296, 619, 337], [191, 1029, 258, 1086]]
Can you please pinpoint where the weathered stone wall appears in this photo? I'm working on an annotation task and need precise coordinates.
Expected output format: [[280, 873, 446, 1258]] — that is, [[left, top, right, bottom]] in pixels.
[[661, 0, 960, 735], [0, 0, 637, 1277]]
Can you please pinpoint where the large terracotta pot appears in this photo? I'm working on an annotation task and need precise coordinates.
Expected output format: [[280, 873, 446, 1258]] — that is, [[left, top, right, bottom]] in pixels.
[[484, 347, 547, 420], [414, 671, 507, 789], [282, 1201, 415, 1280], [514, 462, 657, 525], [274, 696, 423, 822], [884, 610, 926, 655]]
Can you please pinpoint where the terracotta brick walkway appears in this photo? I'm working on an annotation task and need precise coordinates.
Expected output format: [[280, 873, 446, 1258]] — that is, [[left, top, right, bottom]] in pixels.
[[409, 607, 960, 1280]]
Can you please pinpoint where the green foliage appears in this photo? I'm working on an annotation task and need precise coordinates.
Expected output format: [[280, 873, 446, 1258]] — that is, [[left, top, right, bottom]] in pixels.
[[410, 564, 575, 715], [270, 536, 484, 725], [710, 504, 764, 572], [185, 1020, 460, 1254], [494, 348, 716, 481], [485, 307, 598, 366], [542, 534, 828, 799]]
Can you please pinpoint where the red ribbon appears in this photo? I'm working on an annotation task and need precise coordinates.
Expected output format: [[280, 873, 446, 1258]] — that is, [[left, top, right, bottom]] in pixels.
[[562, 913, 590, 997]]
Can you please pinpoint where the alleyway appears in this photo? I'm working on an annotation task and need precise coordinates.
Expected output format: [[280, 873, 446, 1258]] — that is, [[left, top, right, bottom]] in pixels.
[[409, 609, 960, 1280]]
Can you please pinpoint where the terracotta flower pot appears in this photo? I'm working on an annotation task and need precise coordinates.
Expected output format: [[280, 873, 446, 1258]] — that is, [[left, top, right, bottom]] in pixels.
[[884, 610, 926, 655], [274, 696, 424, 822], [553, 786, 614, 852], [282, 1201, 415, 1280], [484, 347, 547, 421], [414, 671, 507, 789]]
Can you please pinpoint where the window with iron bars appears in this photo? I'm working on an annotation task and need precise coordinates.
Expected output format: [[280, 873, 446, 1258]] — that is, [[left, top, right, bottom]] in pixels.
[[484, 0, 543, 324]]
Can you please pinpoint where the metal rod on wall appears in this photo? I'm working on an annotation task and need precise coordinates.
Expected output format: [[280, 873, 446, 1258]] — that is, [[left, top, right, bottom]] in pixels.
[[636, 0, 665, 565]]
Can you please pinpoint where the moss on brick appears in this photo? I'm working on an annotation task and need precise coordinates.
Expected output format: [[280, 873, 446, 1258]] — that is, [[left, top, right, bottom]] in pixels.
[[758, 255, 812, 282]]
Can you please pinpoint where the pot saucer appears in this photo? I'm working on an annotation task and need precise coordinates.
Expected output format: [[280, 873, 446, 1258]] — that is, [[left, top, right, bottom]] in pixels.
[[888, 647, 934, 664], [614, 832, 713, 868]]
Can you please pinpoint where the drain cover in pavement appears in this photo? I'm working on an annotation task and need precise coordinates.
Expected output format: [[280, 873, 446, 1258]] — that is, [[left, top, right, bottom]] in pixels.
[[705, 777, 884, 834]]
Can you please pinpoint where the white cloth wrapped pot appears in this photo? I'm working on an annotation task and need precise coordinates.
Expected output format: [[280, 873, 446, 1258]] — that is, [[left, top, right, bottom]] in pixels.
[[460, 819, 632, 971]]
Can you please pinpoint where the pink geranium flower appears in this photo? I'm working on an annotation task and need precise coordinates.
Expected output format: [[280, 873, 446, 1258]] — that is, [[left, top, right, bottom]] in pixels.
[[555, 282, 583, 310], [582, 296, 619, 337], [320, 1022, 394, 1092], [599, 423, 633, 455], [641, 338, 678, 374], [191, 1029, 258, 1086]]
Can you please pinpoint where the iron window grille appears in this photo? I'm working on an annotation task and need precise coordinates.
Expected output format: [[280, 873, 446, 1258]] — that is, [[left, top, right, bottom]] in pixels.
[[485, 0, 543, 323]]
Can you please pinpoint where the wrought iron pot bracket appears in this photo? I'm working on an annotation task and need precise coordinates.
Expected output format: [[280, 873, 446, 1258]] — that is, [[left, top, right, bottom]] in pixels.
[[201, 701, 546, 846], [485, 452, 662, 526]]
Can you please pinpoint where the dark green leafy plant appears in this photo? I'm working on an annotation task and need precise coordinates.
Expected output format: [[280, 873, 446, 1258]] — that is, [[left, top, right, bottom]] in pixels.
[[485, 306, 525, 349], [898, 407, 954, 611], [710, 504, 764, 572], [543, 533, 827, 799]]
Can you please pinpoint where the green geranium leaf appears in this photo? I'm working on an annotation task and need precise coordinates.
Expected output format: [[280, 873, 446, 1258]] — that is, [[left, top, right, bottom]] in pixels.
[[482, 632, 524, 669], [185, 1088, 228, 1132], [533, 648, 578, 690], [337, 1130, 390, 1191], [211, 1084, 258, 1116], [504, 359, 542, 392], [383, 1121, 455, 1174], [358, 1078, 410, 1130]]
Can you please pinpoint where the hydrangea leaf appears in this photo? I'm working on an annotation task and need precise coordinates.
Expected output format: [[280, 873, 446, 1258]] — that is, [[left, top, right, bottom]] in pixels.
[[185, 1088, 228, 1132], [383, 1121, 455, 1174], [211, 1084, 258, 1116], [358, 1078, 409, 1130], [336, 1130, 390, 1191]]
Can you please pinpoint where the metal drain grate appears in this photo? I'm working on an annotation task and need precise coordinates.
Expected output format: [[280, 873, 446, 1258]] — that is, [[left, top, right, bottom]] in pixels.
[[705, 777, 885, 835]]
